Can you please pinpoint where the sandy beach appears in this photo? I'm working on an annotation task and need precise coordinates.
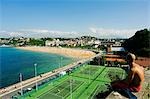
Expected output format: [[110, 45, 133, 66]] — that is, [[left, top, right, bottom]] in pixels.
[[16, 46, 96, 59]]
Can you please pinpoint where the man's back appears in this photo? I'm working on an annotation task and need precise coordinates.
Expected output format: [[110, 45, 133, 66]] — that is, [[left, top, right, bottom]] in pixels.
[[131, 63, 144, 87]]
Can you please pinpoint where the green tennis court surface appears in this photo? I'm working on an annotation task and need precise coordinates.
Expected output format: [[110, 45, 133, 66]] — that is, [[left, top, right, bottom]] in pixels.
[[38, 79, 84, 99], [96, 67, 126, 82], [22, 65, 126, 99], [70, 65, 105, 80], [79, 81, 109, 99]]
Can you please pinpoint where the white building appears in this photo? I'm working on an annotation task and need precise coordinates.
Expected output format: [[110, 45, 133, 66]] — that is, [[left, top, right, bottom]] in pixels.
[[87, 40, 94, 45], [111, 47, 125, 52], [113, 41, 122, 46], [45, 39, 60, 47], [94, 40, 101, 45], [59, 71, 66, 76], [45, 40, 55, 46]]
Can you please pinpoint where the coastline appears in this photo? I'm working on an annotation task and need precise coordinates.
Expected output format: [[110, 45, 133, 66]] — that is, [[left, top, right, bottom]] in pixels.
[[16, 46, 96, 59]]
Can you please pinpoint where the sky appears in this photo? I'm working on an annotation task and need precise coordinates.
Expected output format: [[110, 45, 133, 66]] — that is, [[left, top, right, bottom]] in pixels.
[[0, 0, 149, 38]]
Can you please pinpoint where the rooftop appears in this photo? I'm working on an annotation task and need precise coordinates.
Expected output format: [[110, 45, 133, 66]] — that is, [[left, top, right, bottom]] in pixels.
[[135, 57, 150, 67], [111, 47, 125, 52]]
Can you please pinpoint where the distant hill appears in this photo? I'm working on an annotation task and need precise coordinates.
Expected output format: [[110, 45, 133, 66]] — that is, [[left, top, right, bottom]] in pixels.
[[123, 29, 150, 57]]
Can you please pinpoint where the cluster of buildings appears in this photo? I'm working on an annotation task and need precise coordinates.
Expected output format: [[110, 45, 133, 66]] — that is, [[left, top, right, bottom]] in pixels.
[[45, 36, 125, 48], [0, 37, 30, 46], [45, 37, 126, 56], [0, 36, 125, 52]]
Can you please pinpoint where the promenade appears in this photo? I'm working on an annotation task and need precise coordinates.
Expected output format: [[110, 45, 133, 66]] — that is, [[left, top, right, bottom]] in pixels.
[[0, 53, 101, 98]]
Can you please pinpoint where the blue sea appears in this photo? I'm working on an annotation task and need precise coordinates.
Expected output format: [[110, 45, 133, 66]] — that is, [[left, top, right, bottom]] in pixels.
[[0, 47, 75, 88]]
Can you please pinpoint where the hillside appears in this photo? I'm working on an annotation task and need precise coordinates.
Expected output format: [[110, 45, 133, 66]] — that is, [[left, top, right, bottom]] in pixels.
[[123, 29, 150, 57]]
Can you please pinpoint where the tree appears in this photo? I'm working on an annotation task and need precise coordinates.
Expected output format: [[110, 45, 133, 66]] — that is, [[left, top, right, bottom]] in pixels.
[[27, 38, 45, 46]]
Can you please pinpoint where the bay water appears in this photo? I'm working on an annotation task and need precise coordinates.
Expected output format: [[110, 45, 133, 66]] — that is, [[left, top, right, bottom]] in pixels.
[[0, 47, 75, 88]]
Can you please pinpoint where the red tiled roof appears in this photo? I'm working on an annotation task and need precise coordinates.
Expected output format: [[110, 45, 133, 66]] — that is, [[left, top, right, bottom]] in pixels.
[[106, 58, 125, 62], [135, 57, 150, 67], [105, 54, 121, 58]]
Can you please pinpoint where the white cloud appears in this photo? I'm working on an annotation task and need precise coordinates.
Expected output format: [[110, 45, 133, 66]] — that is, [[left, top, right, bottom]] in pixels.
[[89, 27, 138, 38], [0, 30, 11, 38], [0, 28, 141, 38], [10, 31, 29, 37], [20, 29, 49, 33], [0, 29, 79, 38], [0, 30, 7, 33]]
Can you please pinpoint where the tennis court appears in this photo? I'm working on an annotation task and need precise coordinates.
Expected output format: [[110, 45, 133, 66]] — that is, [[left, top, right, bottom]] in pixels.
[[89, 84, 108, 99], [70, 65, 105, 80], [38, 79, 84, 99], [23, 65, 127, 99], [96, 67, 126, 82], [79, 81, 109, 99]]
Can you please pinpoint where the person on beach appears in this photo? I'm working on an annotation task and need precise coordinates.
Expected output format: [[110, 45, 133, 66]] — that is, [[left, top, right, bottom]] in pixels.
[[110, 53, 145, 98]]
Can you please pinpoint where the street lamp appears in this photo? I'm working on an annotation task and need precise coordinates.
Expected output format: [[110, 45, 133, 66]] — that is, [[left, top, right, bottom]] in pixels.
[[70, 77, 73, 99], [60, 57, 63, 68], [34, 63, 38, 91], [19, 73, 23, 96]]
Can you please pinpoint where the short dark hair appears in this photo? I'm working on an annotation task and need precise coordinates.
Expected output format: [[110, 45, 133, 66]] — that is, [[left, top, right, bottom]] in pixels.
[[126, 53, 136, 62]]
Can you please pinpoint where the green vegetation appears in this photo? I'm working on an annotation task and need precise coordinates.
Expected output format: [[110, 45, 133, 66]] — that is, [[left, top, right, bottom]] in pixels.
[[90, 56, 106, 66], [123, 29, 150, 57], [26, 38, 45, 46], [4, 37, 53, 46], [26, 38, 53, 46], [20, 65, 126, 99]]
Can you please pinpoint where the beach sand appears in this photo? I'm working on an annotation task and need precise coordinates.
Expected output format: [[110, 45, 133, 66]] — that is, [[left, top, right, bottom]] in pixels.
[[16, 46, 96, 59]]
